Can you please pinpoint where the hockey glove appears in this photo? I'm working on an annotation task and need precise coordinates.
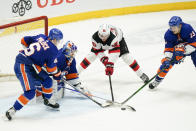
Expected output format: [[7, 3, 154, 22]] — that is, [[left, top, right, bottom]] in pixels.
[[161, 58, 171, 69], [38, 70, 49, 80], [184, 45, 196, 55], [174, 46, 185, 64], [100, 56, 109, 66], [53, 69, 62, 80], [105, 62, 114, 75]]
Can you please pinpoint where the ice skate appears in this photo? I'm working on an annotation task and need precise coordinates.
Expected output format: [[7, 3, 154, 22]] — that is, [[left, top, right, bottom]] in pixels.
[[44, 98, 60, 109], [140, 73, 149, 83], [5, 107, 16, 121], [149, 80, 161, 89]]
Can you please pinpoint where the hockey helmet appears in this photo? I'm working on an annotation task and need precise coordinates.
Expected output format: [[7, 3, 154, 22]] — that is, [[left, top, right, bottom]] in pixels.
[[98, 24, 110, 41], [169, 16, 183, 27], [49, 28, 63, 41]]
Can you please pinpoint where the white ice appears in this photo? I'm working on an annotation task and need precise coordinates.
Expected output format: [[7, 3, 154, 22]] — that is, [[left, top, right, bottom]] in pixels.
[[1, 9, 196, 131]]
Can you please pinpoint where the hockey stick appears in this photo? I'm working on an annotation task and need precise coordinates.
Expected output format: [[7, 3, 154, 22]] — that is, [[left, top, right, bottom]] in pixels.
[[108, 75, 114, 102], [62, 78, 110, 108], [62, 87, 65, 98], [120, 70, 163, 105], [64, 87, 113, 102], [120, 59, 176, 107], [63, 85, 136, 111]]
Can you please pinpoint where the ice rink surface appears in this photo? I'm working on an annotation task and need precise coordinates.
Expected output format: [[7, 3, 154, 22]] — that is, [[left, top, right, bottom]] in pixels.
[[0, 9, 196, 131]]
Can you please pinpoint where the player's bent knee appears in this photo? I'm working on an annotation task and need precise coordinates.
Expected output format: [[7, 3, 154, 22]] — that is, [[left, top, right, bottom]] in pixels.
[[121, 53, 134, 64], [24, 90, 36, 100], [42, 77, 53, 89]]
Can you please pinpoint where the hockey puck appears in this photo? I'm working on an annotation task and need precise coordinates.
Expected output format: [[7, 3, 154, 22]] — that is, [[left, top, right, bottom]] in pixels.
[[121, 107, 126, 110]]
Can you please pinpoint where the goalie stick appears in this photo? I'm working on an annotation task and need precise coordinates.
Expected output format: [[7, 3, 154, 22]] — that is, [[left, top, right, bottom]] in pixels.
[[62, 78, 114, 108], [63, 78, 136, 111], [62, 86, 136, 111]]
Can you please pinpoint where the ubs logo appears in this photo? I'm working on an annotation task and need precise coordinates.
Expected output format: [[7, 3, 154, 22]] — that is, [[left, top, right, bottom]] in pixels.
[[12, 0, 32, 16]]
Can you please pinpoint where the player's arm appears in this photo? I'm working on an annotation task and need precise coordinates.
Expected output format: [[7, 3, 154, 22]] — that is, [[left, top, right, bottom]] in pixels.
[[64, 58, 79, 82], [21, 36, 36, 48], [91, 38, 105, 56], [78, 39, 101, 74], [104, 38, 120, 76], [46, 56, 61, 80], [21, 34, 47, 48], [107, 26, 122, 64], [91, 38, 110, 66], [161, 33, 176, 68], [164, 32, 177, 60], [184, 25, 196, 55], [108, 38, 120, 63], [33, 64, 50, 80], [110, 25, 123, 42]]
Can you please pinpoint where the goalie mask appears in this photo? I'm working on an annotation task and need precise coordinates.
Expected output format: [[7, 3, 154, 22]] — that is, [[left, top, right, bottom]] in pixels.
[[62, 41, 77, 58]]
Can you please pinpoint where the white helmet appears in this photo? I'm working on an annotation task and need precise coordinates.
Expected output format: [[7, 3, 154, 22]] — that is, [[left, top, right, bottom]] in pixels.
[[98, 24, 110, 41]]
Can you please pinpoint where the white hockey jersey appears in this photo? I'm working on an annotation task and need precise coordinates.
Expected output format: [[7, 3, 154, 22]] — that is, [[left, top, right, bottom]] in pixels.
[[91, 25, 123, 63]]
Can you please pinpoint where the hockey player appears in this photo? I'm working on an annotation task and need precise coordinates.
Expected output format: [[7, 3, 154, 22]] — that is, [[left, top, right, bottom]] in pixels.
[[5, 28, 63, 120], [78, 24, 149, 83], [52, 40, 90, 99], [149, 16, 196, 89]]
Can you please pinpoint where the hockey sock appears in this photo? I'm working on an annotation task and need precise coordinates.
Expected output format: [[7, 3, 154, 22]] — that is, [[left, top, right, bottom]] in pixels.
[[121, 54, 142, 77], [13, 90, 35, 111], [42, 86, 53, 99], [80, 58, 91, 70], [78, 52, 97, 74], [156, 65, 173, 81]]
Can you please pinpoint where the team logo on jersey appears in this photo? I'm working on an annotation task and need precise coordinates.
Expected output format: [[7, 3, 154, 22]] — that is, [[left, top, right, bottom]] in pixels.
[[112, 42, 118, 47], [12, 0, 32, 16], [54, 58, 58, 63]]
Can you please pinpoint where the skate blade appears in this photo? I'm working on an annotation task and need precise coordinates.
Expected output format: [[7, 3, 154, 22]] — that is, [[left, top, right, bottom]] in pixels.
[[121, 105, 136, 112], [1, 114, 11, 121], [45, 106, 60, 111]]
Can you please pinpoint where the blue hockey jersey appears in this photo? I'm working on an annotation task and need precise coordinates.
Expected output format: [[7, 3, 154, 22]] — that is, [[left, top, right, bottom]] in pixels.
[[164, 23, 196, 53], [56, 48, 78, 80], [16, 34, 58, 75]]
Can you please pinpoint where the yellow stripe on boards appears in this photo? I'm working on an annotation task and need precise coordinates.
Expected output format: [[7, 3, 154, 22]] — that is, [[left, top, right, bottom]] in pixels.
[[1, 1, 196, 37], [49, 1, 196, 26]]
